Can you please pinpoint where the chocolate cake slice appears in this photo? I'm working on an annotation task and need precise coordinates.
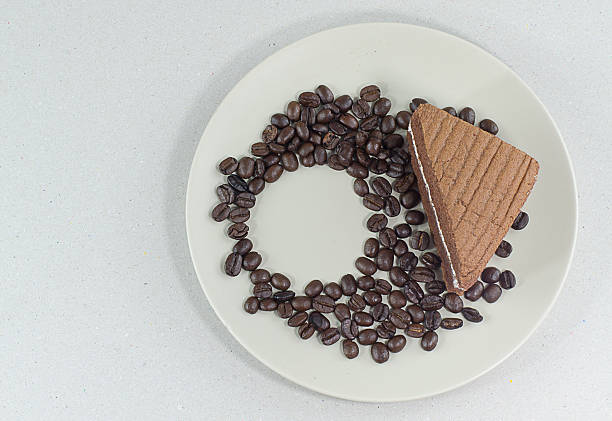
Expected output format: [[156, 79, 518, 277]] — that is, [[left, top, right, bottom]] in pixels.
[[407, 104, 539, 294]]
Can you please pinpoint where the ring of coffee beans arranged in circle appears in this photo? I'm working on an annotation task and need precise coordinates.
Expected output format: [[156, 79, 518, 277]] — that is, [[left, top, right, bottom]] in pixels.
[[212, 85, 529, 363]]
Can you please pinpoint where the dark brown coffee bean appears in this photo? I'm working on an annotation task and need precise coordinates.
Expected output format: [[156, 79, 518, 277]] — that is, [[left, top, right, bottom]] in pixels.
[[313, 145, 327, 165], [443, 106, 457, 116], [425, 281, 446, 295], [234, 192, 256, 208], [374, 278, 392, 295], [372, 97, 391, 116], [369, 177, 391, 197], [361, 291, 380, 307], [212, 203, 230, 222], [263, 164, 283, 183], [458, 107, 475, 124], [271, 113, 290, 128], [355, 257, 377, 276], [363, 193, 384, 211], [360, 115, 379, 131], [395, 110, 411, 129], [304, 280, 323, 297], [286, 101, 301, 121], [279, 151, 299, 172], [479, 119, 499, 135], [406, 304, 425, 323], [277, 302, 293, 318], [338, 113, 359, 130], [288, 311, 308, 327], [251, 142, 270, 157], [311, 123, 329, 135], [384, 134, 404, 150], [298, 322, 315, 339], [334, 303, 351, 322], [287, 296, 310, 313], [345, 162, 368, 179], [483, 284, 502, 303], [346, 294, 365, 312], [334, 276, 354, 298], [421, 295, 444, 311], [393, 240, 409, 257], [253, 282, 272, 299], [424, 310, 442, 331], [376, 321, 395, 339], [398, 252, 418, 271], [216, 184, 236, 204], [495, 240, 513, 258], [262, 124, 278, 143], [481, 267, 501, 284], [334, 94, 353, 112], [329, 120, 348, 136], [441, 318, 463, 330], [380, 115, 396, 134], [360, 85, 381, 102], [406, 323, 426, 338], [228, 222, 249, 239], [302, 107, 317, 126], [409, 98, 428, 112], [263, 153, 280, 168], [379, 228, 397, 248], [369, 158, 388, 174], [403, 280, 424, 304], [342, 340, 359, 359], [352, 98, 371, 119], [219, 157, 238, 175], [236, 157, 254, 179], [276, 126, 294, 145], [250, 269, 271, 284], [410, 231, 429, 251], [365, 137, 382, 156], [500, 270, 516, 289], [322, 133, 340, 150], [387, 335, 406, 353], [400, 190, 420, 209], [300, 153, 315, 167], [421, 331, 438, 351], [248, 177, 265, 195], [297, 141, 314, 158], [389, 267, 410, 287], [421, 252, 441, 269], [512, 211, 529, 230], [358, 329, 378, 345], [316, 108, 334, 124], [324, 282, 342, 300], [357, 275, 375, 291], [462, 307, 483, 322], [464, 281, 484, 301], [273, 290, 295, 303], [371, 303, 389, 321], [340, 319, 359, 339], [371, 342, 389, 363], [389, 308, 411, 329], [320, 327, 341, 345], [244, 296, 259, 314], [241, 251, 261, 270], [268, 142, 285, 154], [386, 162, 405, 178], [351, 179, 368, 198], [227, 174, 248, 192], [233, 238, 253, 255], [253, 159, 265, 177], [308, 311, 330, 331], [375, 248, 394, 271], [298, 91, 320, 108], [388, 290, 407, 308], [313, 295, 336, 313], [363, 238, 379, 258], [404, 210, 425, 225], [224, 252, 242, 276], [383, 196, 401, 217], [353, 311, 374, 327], [314, 84, 334, 104], [259, 298, 277, 312]]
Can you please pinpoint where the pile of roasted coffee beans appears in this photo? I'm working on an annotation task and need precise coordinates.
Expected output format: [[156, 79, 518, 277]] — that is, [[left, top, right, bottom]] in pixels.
[[212, 85, 529, 363]]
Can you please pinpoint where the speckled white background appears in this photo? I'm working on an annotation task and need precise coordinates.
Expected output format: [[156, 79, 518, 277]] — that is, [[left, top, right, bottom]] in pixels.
[[1, 1, 611, 419]]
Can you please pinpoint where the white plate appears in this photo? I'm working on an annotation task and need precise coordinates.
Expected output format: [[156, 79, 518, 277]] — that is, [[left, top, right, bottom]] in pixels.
[[186, 23, 577, 402]]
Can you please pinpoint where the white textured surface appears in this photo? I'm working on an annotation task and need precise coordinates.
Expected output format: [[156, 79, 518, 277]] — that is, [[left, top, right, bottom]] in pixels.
[[1, 1, 610, 419]]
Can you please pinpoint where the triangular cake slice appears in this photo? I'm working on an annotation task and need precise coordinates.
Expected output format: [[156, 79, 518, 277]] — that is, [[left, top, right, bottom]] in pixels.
[[407, 104, 539, 294]]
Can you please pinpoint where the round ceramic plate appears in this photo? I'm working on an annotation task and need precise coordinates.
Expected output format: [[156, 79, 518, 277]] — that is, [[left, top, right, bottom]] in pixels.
[[186, 23, 577, 401]]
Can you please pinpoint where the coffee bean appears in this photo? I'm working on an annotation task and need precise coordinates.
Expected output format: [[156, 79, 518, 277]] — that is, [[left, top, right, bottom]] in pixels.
[[369, 158, 388, 174], [376, 322, 395, 339], [386, 162, 405, 178], [389, 267, 410, 287], [383, 196, 401, 217], [357, 275, 375, 291], [339, 113, 359, 130], [421, 252, 441, 270], [458, 107, 475, 124], [375, 248, 394, 271], [403, 281, 424, 304], [406, 323, 426, 338], [219, 157, 238, 175], [398, 252, 418, 271], [244, 296, 259, 314], [389, 308, 411, 329], [216, 184, 236, 204], [248, 178, 265, 195], [285, 101, 301, 121], [409, 231, 429, 251], [353, 311, 374, 327], [298, 91, 320, 108], [380, 115, 396, 134], [340, 319, 359, 339], [311, 123, 329, 135], [228, 222, 249, 239], [280, 151, 299, 172], [313, 145, 327, 165], [334, 94, 353, 112], [236, 157, 254, 179], [329, 120, 348, 136], [512, 211, 529, 230], [387, 335, 406, 353], [254, 159, 265, 177], [441, 318, 463, 330], [388, 290, 407, 308], [303, 107, 317, 126], [483, 284, 502, 303], [404, 210, 425, 225], [334, 303, 351, 321], [365, 138, 382, 156], [421, 295, 444, 311], [421, 331, 438, 351], [300, 153, 315, 167], [271, 113, 290, 128], [371, 303, 389, 321], [379, 228, 397, 248], [253, 282, 272, 299], [342, 340, 359, 359], [406, 304, 425, 323], [233, 239, 253, 255], [250, 269, 270, 284], [383, 134, 404, 149], [224, 253, 242, 276], [346, 162, 368, 179], [273, 290, 295, 303], [464, 281, 484, 301], [369, 177, 391, 197], [322, 133, 341, 150], [355, 147, 370, 166], [409, 98, 428, 112], [348, 293, 367, 312], [288, 311, 308, 327], [234, 192, 256, 208], [324, 282, 342, 300], [374, 279, 392, 295], [481, 267, 501, 284], [320, 327, 341, 345], [364, 238, 380, 258], [316, 108, 334, 124], [479, 119, 499, 135], [409, 267, 435, 283], [495, 240, 513, 258], [393, 240, 409, 257], [499, 270, 516, 289], [291, 296, 312, 312], [371, 342, 389, 363], [400, 190, 420, 209], [227, 174, 248, 192], [360, 85, 381, 102], [355, 257, 377, 275], [308, 311, 330, 331], [362, 193, 384, 212], [212, 203, 230, 222], [277, 302, 293, 318], [263, 153, 280, 168], [241, 251, 261, 270], [362, 291, 381, 307], [425, 280, 445, 295], [395, 111, 411, 129], [442, 106, 457, 116], [262, 124, 278, 143], [262, 164, 283, 183], [462, 307, 483, 322], [315, 84, 334, 104], [313, 295, 336, 313], [340, 274, 357, 296], [305, 280, 323, 297], [259, 297, 277, 311], [297, 141, 314, 157], [298, 323, 315, 339], [357, 329, 378, 345], [372, 97, 391, 116], [251, 142, 270, 157], [277, 125, 295, 145], [268, 143, 285, 156], [360, 115, 379, 131]]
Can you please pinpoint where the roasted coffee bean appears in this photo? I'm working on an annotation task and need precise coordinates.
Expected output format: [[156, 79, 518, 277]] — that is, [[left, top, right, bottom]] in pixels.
[[292, 122, 308, 142], [441, 318, 463, 330], [262, 153, 280, 168], [268, 142, 286, 154], [371, 342, 389, 363], [253, 282, 273, 299], [403, 280, 424, 304], [216, 184, 236, 204], [248, 177, 265, 195], [320, 327, 341, 345], [481, 267, 501, 284], [371, 303, 389, 321], [277, 302, 293, 318], [291, 296, 312, 312], [348, 293, 367, 312], [364, 238, 380, 258], [340, 319, 359, 339], [340, 274, 358, 296], [495, 240, 513, 258], [395, 110, 411, 129], [421, 252, 441, 269], [339, 113, 359, 130], [280, 151, 299, 172], [389, 267, 410, 287], [370, 177, 392, 197], [316, 108, 334, 124], [219, 157, 238, 175], [271, 113, 290, 128], [250, 269, 271, 284], [355, 256, 377, 275], [421, 295, 444, 311], [244, 296, 259, 314], [357, 275, 375, 291], [228, 222, 249, 239], [483, 284, 502, 303], [298, 322, 315, 339], [365, 138, 382, 156], [479, 119, 499, 135], [512, 211, 529, 230], [360, 115, 379, 131], [227, 174, 248, 192], [355, 147, 370, 166], [462, 307, 483, 322], [241, 251, 261, 270], [443, 106, 457, 116], [421, 331, 438, 351], [409, 98, 428, 112], [360, 85, 381, 102], [262, 124, 278, 143], [288, 311, 308, 327], [499, 270, 516, 289], [334, 94, 353, 112], [374, 279, 392, 295], [358, 329, 378, 345], [404, 210, 425, 225], [286, 101, 301, 121], [400, 190, 420, 209], [398, 252, 418, 271], [369, 129, 383, 141], [259, 298, 277, 311], [322, 133, 341, 150], [426, 281, 446, 295], [313, 84, 333, 104], [224, 252, 242, 276], [313, 145, 327, 165], [308, 311, 330, 331], [251, 142, 270, 157], [297, 141, 314, 157], [362, 193, 384, 212], [369, 158, 388, 174], [384, 134, 404, 149], [386, 162, 404, 178], [342, 340, 359, 359], [363, 291, 382, 307], [375, 248, 394, 271], [212, 203, 230, 222], [376, 321, 395, 339], [276, 125, 295, 145], [383, 196, 401, 217], [406, 323, 426, 338], [387, 335, 406, 353], [353, 311, 374, 327], [311, 123, 329, 135], [233, 238, 253, 255], [298, 91, 320, 108], [464, 281, 484, 301], [300, 153, 315, 167], [273, 290, 295, 303], [372, 97, 391, 116], [393, 240, 409, 257], [380, 115, 396, 134], [379, 228, 397, 248], [234, 192, 256, 208], [305, 280, 323, 297], [324, 282, 342, 300], [458, 107, 475, 124], [329, 120, 348, 135], [254, 159, 265, 177], [346, 162, 368, 179], [313, 295, 336, 313], [389, 308, 411, 329], [334, 303, 351, 322], [409, 266, 435, 283], [424, 310, 442, 331], [263, 164, 283, 183], [388, 290, 407, 308], [410, 231, 429, 251], [406, 304, 425, 323]]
